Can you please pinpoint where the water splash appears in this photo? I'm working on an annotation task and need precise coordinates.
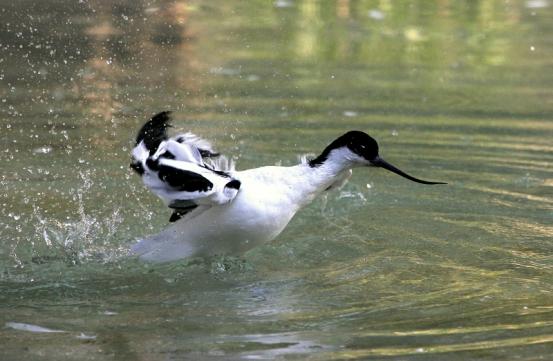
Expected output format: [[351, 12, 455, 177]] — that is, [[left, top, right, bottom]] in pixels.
[[28, 171, 126, 266], [209, 255, 254, 275]]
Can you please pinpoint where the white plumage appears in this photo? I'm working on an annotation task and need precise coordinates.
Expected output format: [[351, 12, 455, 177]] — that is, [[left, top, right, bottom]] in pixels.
[[130, 112, 445, 262]]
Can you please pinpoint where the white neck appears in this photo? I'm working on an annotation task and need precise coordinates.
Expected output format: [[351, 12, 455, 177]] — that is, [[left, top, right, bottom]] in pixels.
[[291, 148, 360, 206]]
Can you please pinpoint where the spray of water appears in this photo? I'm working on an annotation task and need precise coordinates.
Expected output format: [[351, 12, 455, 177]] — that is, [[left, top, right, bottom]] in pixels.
[[28, 171, 126, 266]]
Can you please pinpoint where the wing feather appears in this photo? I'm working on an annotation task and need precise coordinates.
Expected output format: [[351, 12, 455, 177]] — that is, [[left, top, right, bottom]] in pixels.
[[130, 112, 241, 221], [157, 163, 213, 192]]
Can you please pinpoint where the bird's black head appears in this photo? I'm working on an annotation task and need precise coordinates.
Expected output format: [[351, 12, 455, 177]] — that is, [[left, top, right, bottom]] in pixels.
[[341, 130, 380, 162], [309, 130, 379, 166], [310, 130, 447, 185]]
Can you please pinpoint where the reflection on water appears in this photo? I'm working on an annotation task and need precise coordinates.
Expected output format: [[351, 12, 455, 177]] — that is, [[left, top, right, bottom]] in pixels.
[[1, 0, 553, 360]]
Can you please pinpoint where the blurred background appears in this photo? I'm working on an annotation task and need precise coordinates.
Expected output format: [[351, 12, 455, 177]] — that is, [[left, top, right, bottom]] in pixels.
[[1, 1, 552, 360]]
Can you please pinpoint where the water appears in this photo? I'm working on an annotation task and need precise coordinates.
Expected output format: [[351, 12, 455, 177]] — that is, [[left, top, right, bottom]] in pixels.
[[1, 1, 552, 359]]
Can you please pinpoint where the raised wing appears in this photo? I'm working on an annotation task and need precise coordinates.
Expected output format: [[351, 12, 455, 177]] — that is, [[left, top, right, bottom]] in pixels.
[[130, 112, 241, 222]]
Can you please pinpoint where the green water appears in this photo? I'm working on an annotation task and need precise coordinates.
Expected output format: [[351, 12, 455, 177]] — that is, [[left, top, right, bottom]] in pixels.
[[1, 1, 553, 359]]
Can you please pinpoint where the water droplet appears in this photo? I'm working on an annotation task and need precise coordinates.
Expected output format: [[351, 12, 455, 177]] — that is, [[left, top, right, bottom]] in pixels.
[[525, 0, 549, 9], [76, 333, 96, 340], [368, 9, 385, 20], [32, 146, 52, 154], [274, 0, 293, 8]]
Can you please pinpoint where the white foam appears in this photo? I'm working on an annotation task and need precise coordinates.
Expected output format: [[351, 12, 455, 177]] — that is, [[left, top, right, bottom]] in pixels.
[[6, 322, 65, 333]]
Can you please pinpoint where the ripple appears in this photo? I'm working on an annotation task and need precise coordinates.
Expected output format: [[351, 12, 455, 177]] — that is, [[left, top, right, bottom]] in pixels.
[[325, 334, 553, 359]]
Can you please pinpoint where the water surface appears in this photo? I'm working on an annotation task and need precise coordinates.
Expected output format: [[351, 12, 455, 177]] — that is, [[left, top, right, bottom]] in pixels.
[[1, 1, 553, 360]]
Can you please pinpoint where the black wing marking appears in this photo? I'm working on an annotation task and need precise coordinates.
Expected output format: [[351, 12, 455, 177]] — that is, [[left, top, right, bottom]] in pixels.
[[169, 204, 198, 222], [199, 149, 220, 158], [157, 164, 213, 192], [225, 179, 241, 190], [131, 112, 241, 221], [130, 161, 145, 175], [168, 199, 197, 209], [202, 164, 231, 178], [136, 111, 172, 153]]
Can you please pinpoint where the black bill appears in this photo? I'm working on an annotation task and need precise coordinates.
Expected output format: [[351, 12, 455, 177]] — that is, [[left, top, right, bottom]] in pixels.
[[370, 156, 447, 185]]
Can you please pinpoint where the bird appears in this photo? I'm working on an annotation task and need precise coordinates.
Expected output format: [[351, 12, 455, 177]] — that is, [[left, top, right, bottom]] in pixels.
[[129, 111, 446, 262]]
